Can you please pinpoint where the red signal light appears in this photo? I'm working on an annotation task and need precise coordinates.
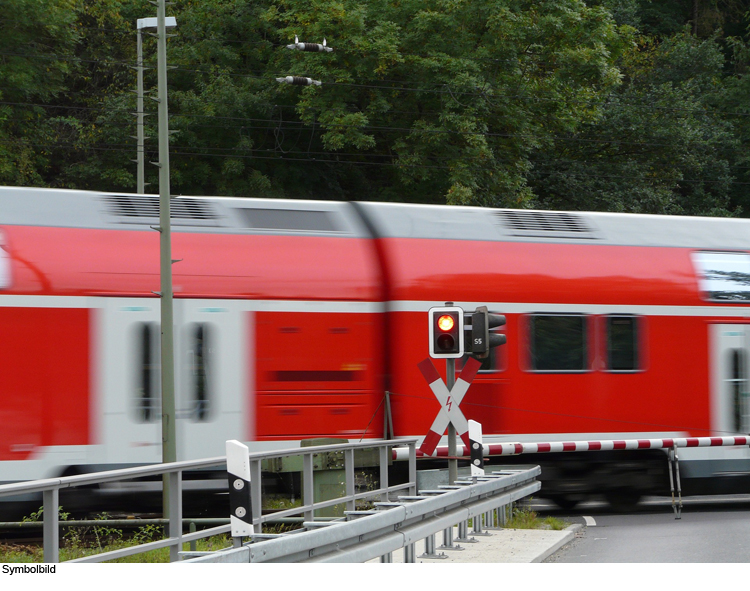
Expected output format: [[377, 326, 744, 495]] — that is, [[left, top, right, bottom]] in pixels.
[[428, 306, 464, 359], [437, 314, 455, 332]]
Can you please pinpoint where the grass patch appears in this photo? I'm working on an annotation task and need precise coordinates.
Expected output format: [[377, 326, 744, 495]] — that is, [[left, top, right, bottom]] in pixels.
[[505, 506, 568, 531], [0, 533, 233, 563], [1, 507, 234, 563]]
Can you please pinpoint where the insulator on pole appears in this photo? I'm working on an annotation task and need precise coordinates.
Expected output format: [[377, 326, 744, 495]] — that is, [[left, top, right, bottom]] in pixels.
[[276, 75, 322, 86], [286, 35, 333, 52]]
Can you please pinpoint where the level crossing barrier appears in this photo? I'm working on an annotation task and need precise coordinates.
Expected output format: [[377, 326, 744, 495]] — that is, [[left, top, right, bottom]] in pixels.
[[392, 435, 750, 460], [392, 435, 750, 518], [0, 438, 418, 563], [185, 465, 541, 563]]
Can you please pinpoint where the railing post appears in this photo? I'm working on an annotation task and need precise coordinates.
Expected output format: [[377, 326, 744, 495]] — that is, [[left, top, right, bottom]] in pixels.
[[42, 488, 59, 564], [379, 444, 389, 501], [345, 448, 355, 513], [408, 441, 417, 496], [168, 470, 182, 562], [250, 459, 262, 534], [303, 452, 314, 523]]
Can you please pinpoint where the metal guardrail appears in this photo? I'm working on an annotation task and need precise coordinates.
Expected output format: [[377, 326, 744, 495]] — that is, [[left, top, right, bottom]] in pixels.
[[0, 438, 419, 563], [185, 466, 541, 563]]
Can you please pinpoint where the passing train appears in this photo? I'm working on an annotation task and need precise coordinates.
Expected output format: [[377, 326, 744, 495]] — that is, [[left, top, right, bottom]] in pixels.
[[1, 185, 750, 511]]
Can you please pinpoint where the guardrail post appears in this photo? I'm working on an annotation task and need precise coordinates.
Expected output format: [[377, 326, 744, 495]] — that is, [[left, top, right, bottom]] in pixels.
[[419, 533, 448, 559], [42, 488, 59, 563], [380, 552, 393, 563], [168, 470, 182, 562], [439, 525, 463, 551], [404, 543, 416, 563], [303, 452, 314, 523], [455, 519, 476, 543], [345, 448, 355, 512], [471, 512, 491, 537]]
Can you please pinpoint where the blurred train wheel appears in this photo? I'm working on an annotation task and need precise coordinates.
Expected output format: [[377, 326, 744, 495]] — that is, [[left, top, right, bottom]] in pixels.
[[605, 490, 641, 512], [551, 494, 583, 511]]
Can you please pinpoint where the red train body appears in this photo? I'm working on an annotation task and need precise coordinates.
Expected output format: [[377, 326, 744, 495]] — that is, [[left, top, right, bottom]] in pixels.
[[1, 187, 749, 508]]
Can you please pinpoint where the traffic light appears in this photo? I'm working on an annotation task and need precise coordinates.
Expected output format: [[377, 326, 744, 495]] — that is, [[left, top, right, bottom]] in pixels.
[[428, 306, 464, 358], [469, 306, 506, 359]]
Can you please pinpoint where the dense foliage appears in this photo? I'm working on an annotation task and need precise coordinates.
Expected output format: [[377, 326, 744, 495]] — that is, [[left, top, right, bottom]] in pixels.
[[2, 0, 750, 215]]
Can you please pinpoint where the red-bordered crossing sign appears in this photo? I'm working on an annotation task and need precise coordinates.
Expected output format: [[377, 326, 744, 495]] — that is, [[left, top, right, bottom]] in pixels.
[[417, 356, 482, 456]]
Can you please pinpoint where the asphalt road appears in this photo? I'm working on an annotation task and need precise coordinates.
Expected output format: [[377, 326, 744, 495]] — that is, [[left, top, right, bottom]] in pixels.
[[539, 495, 750, 562]]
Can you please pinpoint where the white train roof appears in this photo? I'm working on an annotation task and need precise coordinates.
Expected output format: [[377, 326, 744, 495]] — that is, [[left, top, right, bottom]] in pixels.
[[1, 186, 750, 249]]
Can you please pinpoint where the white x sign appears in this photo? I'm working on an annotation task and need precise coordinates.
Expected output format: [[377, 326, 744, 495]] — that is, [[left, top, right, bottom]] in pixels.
[[418, 357, 481, 456]]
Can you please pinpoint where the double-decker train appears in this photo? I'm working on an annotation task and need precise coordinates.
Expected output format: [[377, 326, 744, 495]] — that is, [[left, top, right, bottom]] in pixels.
[[1, 186, 749, 511]]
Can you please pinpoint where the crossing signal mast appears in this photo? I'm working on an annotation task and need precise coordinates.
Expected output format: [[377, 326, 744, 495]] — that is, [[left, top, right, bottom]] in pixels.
[[427, 303, 506, 484]]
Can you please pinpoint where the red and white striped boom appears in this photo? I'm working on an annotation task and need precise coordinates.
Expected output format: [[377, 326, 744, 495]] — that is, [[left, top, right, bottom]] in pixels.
[[391, 435, 750, 461]]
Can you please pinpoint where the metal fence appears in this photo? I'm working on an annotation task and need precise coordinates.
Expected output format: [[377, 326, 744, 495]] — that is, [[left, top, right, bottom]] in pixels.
[[186, 466, 541, 563], [0, 438, 418, 563]]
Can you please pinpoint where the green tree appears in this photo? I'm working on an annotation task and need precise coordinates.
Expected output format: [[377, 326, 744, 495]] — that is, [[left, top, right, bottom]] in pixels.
[[0, 0, 80, 185], [263, 0, 625, 206], [529, 30, 740, 216]]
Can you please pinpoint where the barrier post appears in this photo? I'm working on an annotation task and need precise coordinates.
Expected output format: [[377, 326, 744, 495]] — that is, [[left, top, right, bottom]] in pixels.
[[226, 440, 253, 544]]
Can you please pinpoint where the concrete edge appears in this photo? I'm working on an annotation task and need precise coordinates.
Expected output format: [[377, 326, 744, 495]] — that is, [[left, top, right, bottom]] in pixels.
[[530, 523, 583, 563]]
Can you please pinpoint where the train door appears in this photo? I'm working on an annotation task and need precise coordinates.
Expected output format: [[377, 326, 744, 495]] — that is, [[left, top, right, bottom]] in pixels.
[[99, 299, 163, 465], [710, 324, 750, 435], [174, 300, 248, 460]]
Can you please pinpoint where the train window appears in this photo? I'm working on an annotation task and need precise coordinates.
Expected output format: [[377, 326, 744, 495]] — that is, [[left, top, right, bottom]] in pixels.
[[729, 349, 748, 433], [136, 322, 160, 422], [605, 315, 640, 371], [529, 314, 588, 372], [239, 208, 341, 232], [692, 252, 750, 302], [189, 324, 211, 422]]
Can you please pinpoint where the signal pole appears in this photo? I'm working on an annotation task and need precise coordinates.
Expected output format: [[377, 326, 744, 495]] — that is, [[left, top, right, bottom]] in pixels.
[[445, 302, 457, 484], [447, 358, 457, 484]]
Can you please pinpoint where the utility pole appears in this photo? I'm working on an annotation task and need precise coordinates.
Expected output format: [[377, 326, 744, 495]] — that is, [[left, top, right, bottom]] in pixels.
[[134, 16, 175, 193], [135, 27, 146, 194], [155, 0, 176, 470]]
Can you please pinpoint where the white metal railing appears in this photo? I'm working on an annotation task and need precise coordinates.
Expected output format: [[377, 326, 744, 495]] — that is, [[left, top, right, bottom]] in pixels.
[[0, 438, 419, 563], [185, 466, 541, 563]]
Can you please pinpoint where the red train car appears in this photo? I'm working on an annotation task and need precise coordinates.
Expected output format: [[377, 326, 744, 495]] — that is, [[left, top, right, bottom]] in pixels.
[[1, 187, 749, 509]]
